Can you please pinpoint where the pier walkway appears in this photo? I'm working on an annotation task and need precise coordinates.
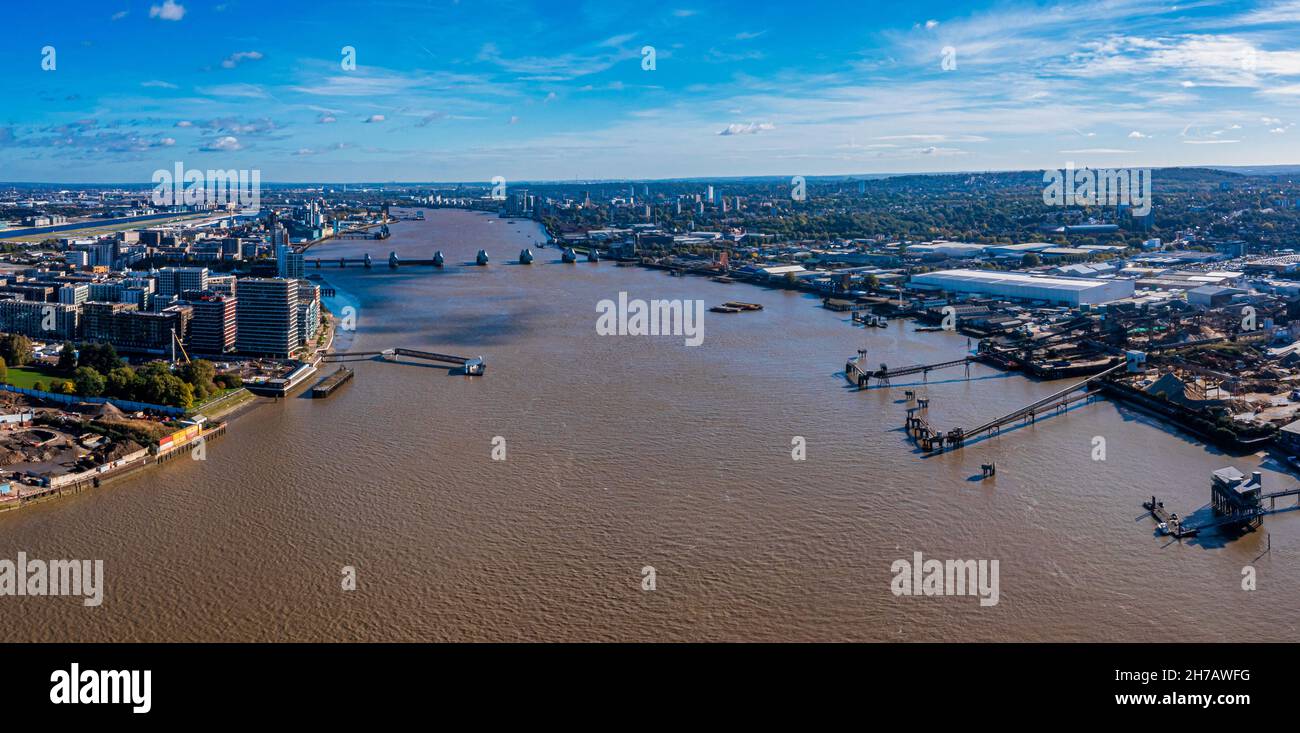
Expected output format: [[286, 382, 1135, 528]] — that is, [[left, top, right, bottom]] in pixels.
[[845, 353, 974, 388], [323, 347, 485, 375], [906, 362, 1124, 452]]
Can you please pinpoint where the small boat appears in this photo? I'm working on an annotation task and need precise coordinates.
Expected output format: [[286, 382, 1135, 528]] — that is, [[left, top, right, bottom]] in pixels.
[[562, 247, 577, 263], [915, 325, 943, 333], [519, 248, 534, 264], [463, 357, 486, 376], [723, 301, 762, 311], [476, 249, 490, 266], [433, 250, 445, 267], [710, 305, 743, 313], [586, 249, 599, 262], [711, 276, 735, 283]]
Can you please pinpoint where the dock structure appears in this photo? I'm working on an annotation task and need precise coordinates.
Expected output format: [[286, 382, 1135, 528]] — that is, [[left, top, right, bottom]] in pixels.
[[1145, 467, 1300, 539], [310, 366, 354, 398], [323, 347, 485, 375], [846, 351, 973, 388], [908, 362, 1124, 452]]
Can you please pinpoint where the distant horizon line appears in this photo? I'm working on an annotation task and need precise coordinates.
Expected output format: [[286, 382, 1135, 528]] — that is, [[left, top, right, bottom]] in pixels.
[[2, 162, 1299, 188]]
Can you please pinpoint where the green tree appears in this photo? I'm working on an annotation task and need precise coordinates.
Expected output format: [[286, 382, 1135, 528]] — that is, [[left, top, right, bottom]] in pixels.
[[214, 372, 243, 389], [163, 377, 195, 409], [106, 366, 140, 401], [77, 342, 123, 374], [57, 342, 77, 372], [72, 366, 106, 397], [139, 371, 194, 408], [59, 380, 77, 395], [0, 356, 7, 385], [177, 359, 217, 399], [32, 380, 45, 392], [0, 334, 32, 367], [1021, 252, 1041, 268]]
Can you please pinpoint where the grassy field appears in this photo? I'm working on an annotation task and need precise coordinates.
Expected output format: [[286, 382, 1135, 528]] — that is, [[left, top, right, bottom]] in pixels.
[[1, 365, 62, 390], [3, 366, 243, 413]]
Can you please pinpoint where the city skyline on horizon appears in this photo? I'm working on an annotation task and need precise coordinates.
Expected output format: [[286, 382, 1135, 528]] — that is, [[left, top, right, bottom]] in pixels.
[[4, 162, 1299, 189], [3, 0, 1300, 183]]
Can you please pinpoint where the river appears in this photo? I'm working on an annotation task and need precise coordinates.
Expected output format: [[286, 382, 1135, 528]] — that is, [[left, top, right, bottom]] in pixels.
[[1, 208, 1294, 642]]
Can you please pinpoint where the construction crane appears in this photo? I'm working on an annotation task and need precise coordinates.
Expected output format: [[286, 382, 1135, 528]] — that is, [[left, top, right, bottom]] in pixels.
[[171, 328, 191, 364]]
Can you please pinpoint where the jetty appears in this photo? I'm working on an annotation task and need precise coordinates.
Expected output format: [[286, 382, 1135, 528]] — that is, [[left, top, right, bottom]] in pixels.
[[310, 366, 354, 398], [846, 351, 974, 388], [905, 362, 1124, 452], [324, 347, 485, 375], [1144, 467, 1300, 539]]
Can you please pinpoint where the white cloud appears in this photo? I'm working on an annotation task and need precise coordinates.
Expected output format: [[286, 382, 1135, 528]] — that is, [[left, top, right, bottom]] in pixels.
[[221, 51, 264, 69], [1059, 148, 1135, 153], [201, 136, 241, 151], [197, 83, 268, 98], [149, 1, 185, 21], [718, 122, 774, 135]]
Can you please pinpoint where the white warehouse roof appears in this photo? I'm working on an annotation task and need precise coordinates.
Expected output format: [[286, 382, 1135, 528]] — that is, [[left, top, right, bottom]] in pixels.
[[910, 269, 1135, 305]]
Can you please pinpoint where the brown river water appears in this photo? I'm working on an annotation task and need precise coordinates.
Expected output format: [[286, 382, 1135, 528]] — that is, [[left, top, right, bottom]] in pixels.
[[1, 208, 1295, 642]]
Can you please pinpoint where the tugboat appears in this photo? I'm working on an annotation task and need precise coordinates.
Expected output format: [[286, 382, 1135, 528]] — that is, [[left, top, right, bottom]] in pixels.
[[476, 249, 490, 266], [586, 248, 599, 263], [433, 250, 445, 267], [519, 248, 534, 264], [562, 247, 577, 263]]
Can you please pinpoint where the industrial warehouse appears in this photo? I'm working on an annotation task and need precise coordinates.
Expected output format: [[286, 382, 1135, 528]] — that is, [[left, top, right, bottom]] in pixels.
[[909, 269, 1137, 306]]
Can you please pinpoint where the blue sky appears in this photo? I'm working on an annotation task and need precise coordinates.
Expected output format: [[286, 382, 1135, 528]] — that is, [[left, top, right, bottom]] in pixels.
[[2, 0, 1299, 182]]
